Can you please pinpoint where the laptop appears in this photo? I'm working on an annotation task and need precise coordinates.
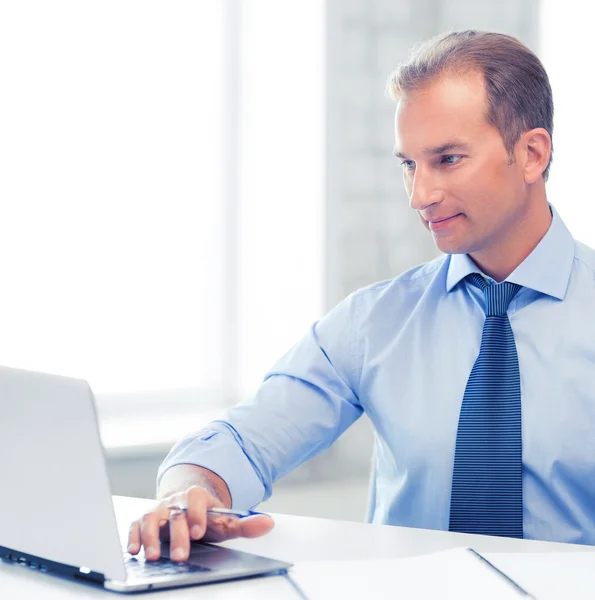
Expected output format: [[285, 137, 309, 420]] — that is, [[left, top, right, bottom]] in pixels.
[[0, 366, 292, 592]]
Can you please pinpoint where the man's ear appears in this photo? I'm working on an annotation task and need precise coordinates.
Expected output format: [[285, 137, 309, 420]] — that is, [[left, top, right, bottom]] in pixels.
[[521, 128, 551, 184]]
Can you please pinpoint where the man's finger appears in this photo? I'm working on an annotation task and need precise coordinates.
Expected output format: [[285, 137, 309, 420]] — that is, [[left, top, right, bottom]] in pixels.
[[140, 505, 169, 561], [168, 508, 191, 562], [237, 515, 275, 538], [202, 514, 275, 543], [185, 486, 215, 541], [127, 520, 141, 555]]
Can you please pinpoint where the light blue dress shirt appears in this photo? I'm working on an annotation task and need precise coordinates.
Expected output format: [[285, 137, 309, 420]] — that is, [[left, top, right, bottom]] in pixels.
[[159, 206, 595, 545]]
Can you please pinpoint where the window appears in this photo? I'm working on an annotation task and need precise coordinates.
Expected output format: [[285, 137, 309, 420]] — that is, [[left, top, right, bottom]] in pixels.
[[0, 1, 324, 446], [237, 0, 324, 397], [1, 1, 227, 400]]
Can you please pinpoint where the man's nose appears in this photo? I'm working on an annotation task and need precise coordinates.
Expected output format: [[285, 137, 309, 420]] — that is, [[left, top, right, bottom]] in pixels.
[[408, 171, 442, 211]]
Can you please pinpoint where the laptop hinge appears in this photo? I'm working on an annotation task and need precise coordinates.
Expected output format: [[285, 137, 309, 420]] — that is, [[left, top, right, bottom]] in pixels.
[[74, 568, 105, 585]]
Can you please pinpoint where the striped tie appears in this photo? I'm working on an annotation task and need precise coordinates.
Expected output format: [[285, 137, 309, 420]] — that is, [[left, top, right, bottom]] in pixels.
[[449, 273, 523, 538]]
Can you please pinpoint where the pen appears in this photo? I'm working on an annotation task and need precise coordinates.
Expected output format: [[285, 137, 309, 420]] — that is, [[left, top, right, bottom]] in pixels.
[[467, 548, 535, 598], [167, 505, 267, 519], [206, 507, 266, 518]]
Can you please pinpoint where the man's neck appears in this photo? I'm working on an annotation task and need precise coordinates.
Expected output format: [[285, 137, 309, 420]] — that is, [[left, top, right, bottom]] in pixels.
[[469, 198, 552, 283]]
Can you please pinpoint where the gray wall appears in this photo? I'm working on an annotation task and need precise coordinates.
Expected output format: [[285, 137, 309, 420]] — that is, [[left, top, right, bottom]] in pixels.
[[325, 0, 539, 308], [107, 0, 540, 521]]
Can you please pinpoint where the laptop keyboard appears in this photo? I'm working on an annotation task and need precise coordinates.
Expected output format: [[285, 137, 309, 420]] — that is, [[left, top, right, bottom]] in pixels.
[[124, 556, 211, 579]]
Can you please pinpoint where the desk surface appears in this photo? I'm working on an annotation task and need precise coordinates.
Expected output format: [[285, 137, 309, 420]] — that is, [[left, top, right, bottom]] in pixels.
[[2, 496, 593, 599]]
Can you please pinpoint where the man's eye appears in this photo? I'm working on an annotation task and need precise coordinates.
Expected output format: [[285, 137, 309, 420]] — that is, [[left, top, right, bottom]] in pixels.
[[400, 160, 415, 170], [441, 155, 462, 165]]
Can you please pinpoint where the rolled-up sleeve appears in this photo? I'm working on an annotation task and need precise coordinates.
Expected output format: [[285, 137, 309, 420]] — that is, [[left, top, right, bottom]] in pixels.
[[157, 291, 363, 509]]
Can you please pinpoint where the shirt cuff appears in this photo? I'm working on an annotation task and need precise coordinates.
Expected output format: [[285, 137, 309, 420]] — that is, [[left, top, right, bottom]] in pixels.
[[157, 429, 266, 510]]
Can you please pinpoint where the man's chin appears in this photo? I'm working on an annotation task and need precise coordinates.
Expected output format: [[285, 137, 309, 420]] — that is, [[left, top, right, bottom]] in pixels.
[[432, 236, 471, 256]]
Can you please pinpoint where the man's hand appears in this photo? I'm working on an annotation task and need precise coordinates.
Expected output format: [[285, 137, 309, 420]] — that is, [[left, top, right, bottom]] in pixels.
[[127, 465, 274, 562]]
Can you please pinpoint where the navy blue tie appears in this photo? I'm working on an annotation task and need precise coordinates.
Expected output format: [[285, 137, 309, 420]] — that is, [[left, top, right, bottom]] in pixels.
[[449, 273, 523, 538]]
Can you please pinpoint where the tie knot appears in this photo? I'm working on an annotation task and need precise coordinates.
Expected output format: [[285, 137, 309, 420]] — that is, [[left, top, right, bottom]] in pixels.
[[466, 273, 521, 316]]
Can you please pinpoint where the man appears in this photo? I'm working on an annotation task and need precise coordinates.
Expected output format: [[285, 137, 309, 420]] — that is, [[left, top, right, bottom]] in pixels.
[[128, 30, 595, 562]]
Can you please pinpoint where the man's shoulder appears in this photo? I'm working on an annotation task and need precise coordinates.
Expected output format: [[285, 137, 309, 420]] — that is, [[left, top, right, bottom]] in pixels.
[[352, 254, 448, 304]]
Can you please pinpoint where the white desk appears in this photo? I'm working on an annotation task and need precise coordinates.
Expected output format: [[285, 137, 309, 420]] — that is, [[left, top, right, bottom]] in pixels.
[[2, 495, 593, 599]]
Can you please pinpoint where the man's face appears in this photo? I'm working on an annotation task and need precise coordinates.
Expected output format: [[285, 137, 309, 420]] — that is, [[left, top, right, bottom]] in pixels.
[[394, 72, 529, 257]]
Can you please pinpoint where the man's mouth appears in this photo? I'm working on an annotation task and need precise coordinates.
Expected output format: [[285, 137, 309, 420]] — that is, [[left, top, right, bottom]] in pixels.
[[427, 214, 462, 231]]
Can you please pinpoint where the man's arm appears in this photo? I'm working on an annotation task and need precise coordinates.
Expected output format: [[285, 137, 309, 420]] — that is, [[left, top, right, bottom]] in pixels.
[[130, 291, 362, 561]]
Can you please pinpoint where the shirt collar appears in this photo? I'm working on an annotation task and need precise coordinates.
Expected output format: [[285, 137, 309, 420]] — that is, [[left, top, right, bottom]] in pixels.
[[446, 205, 575, 300]]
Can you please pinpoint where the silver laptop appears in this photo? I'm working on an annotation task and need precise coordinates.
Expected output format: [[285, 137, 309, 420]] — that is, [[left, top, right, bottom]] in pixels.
[[0, 366, 291, 592]]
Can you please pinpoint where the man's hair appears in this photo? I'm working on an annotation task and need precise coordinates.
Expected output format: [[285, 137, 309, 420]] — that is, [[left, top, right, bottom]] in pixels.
[[386, 30, 554, 180]]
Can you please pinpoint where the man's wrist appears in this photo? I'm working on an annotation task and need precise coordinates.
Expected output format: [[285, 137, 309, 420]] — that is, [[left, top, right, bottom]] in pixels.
[[157, 464, 232, 508]]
